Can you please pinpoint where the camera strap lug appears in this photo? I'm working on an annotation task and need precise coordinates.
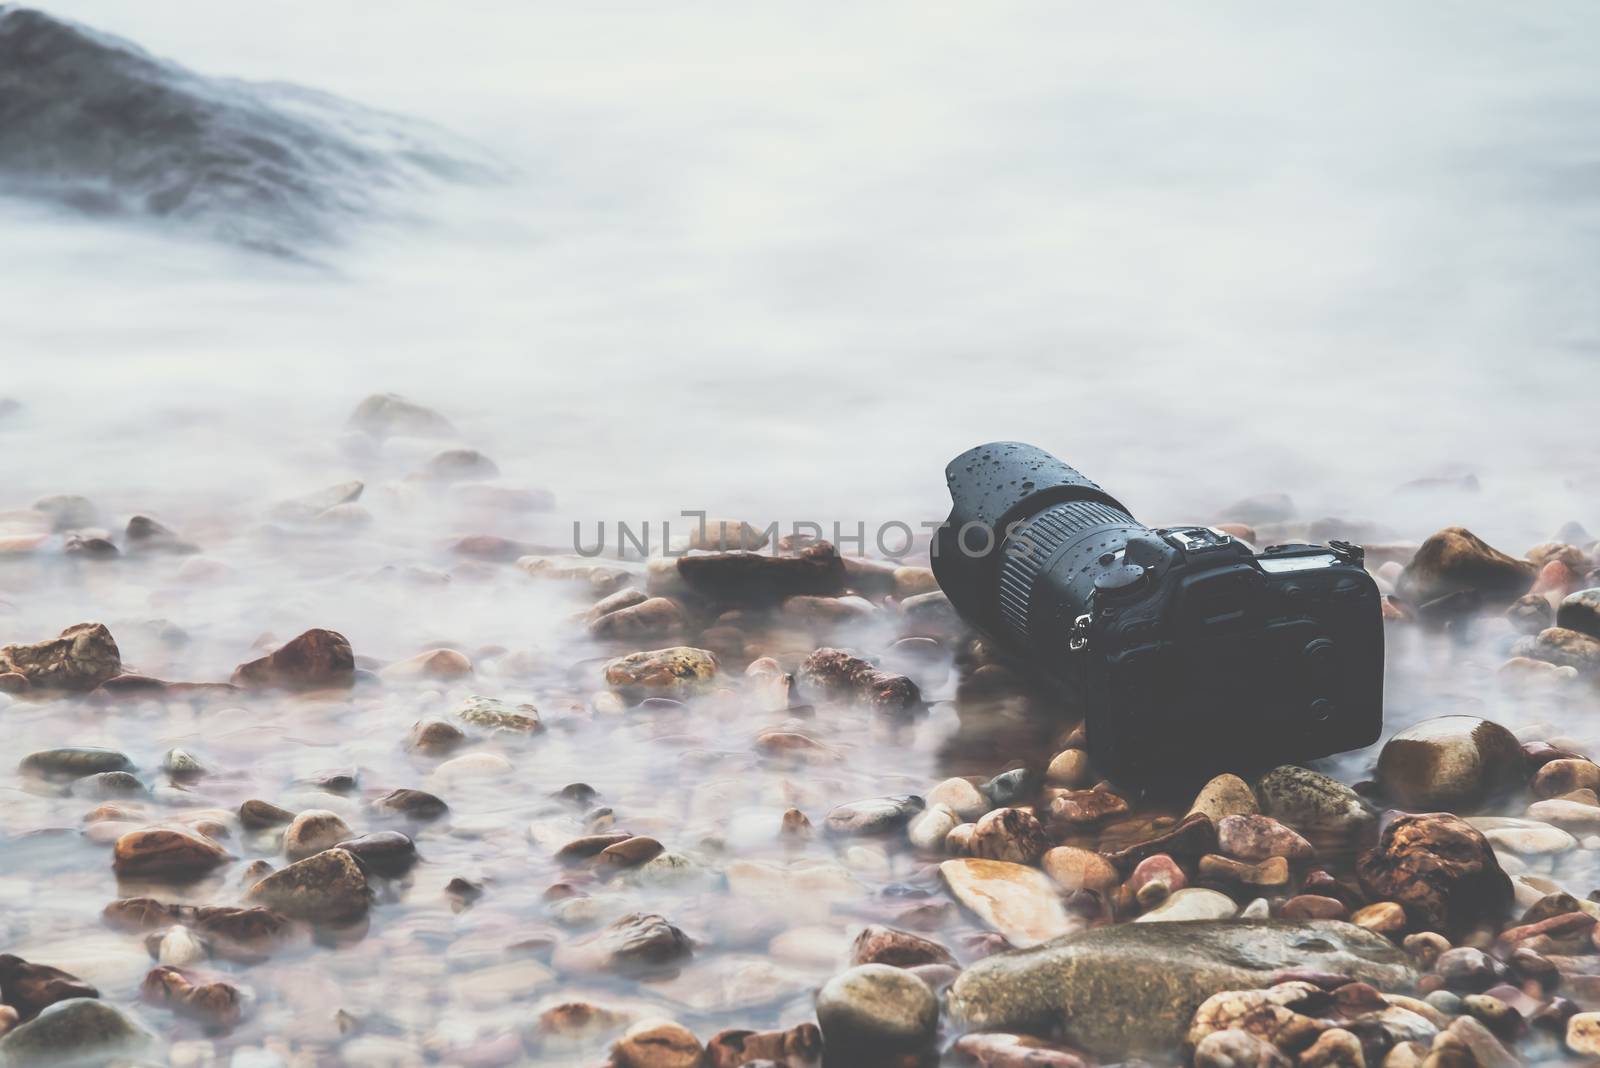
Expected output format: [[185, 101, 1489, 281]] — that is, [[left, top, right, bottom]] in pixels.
[[1068, 612, 1092, 652]]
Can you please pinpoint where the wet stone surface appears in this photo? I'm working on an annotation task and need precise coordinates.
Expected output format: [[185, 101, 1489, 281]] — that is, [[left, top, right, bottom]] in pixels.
[[0, 399, 1597, 1068]]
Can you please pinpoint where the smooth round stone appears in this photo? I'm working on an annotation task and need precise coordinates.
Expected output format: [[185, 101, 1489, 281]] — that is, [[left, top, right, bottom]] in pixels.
[[428, 752, 514, 786], [283, 809, 353, 861], [1526, 799, 1600, 831], [907, 804, 959, 851], [1133, 887, 1237, 923], [824, 795, 923, 837], [0, 998, 154, 1064], [1040, 846, 1119, 896], [611, 1018, 702, 1068], [1188, 773, 1259, 825], [1044, 749, 1091, 788], [1469, 817, 1577, 856], [1377, 717, 1526, 811], [162, 748, 206, 777], [815, 964, 937, 1052], [70, 771, 146, 800], [925, 778, 988, 821], [19, 747, 134, 780], [981, 769, 1035, 808]]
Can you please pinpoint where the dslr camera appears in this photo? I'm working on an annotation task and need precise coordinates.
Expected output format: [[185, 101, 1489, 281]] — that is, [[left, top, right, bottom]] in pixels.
[[932, 442, 1383, 785]]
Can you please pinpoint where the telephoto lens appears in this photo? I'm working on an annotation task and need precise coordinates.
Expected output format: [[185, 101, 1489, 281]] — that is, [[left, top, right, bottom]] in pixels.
[[932, 442, 1384, 787]]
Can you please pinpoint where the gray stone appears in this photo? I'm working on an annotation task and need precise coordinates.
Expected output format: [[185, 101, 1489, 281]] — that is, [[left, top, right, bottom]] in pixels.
[[824, 795, 924, 836], [245, 847, 370, 923], [1255, 766, 1372, 848], [943, 920, 1416, 1057], [816, 964, 937, 1052], [0, 998, 154, 1066]]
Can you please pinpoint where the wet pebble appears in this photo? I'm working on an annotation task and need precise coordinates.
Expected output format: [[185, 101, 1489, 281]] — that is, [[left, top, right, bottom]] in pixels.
[[231, 627, 355, 691], [283, 809, 354, 861], [815, 963, 937, 1054], [112, 828, 230, 879], [246, 847, 371, 923], [19, 746, 133, 780], [825, 795, 924, 836]]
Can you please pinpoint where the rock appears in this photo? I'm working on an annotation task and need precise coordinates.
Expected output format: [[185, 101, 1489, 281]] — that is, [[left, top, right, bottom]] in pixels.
[[1397, 528, 1536, 609], [380, 648, 472, 681], [815, 964, 937, 1053], [679, 519, 772, 553], [417, 448, 498, 483], [1512, 627, 1600, 675], [604, 647, 719, 700], [154, 926, 206, 967], [1525, 797, 1600, 830], [230, 628, 354, 690], [246, 847, 370, 923], [140, 965, 242, 1029], [927, 778, 990, 821], [1505, 594, 1553, 633], [611, 1018, 703, 1068], [0, 998, 153, 1066], [940, 859, 1081, 947], [599, 836, 664, 869], [19, 747, 133, 780], [0, 955, 98, 1020], [1469, 816, 1576, 855], [0, 622, 120, 691], [588, 597, 686, 640], [1355, 813, 1512, 936], [704, 1023, 822, 1068], [71, 771, 145, 800], [969, 808, 1049, 864], [1216, 815, 1314, 862], [1045, 749, 1092, 788], [796, 648, 920, 714], [1256, 766, 1372, 844], [1557, 589, 1600, 640], [983, 769, 1038, 808], [451, 694, 541, 733], [347, 393, 456, 439], [825, 795, 924, 837], [952, 1032, 1092, 1068], [1192, 1029, 1291, 1068], [1134, 887, 1236, 923], [907, 804, 959, 852], [31, 493, 97, 530], [554, 913, 692, 976], [372, 788, 448, 822], [1279, 894, 1346, 921], [1350, 901, 1406, 939], [672, 542, 847, 606], [1376, 717, 1526, 811], [519, 554, 631, 596], [1198, 855, 1289, 890], [113, 828, 230, 879], [1532, 758, 1600, 797], [850, 926, 956, 969], [283, 809, 353, 861], [1046, 785, 1129, 828], [1040, 847, 1120, 896], [0, 6, 493, 252], [238, 800, 295, 830], [1103, 813, 1217, 872], [161, 748, 205, 779], [946, 920, 1415, 1056], [1129, 854, 1187, 906], [124, 515, 198, 554], [406, 719, 465, 754], [1189, 774, 1260, 823], [332, 832, 416, 877], [272, 480, 364, 522], [1568, 1011, 1600, 1056]]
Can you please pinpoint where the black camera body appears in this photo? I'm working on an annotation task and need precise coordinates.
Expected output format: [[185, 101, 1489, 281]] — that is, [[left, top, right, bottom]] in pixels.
[[933, 442, 1384, 786]]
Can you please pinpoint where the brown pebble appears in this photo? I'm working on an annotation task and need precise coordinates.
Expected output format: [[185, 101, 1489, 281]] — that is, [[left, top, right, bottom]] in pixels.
[[599, 836, 664, 869]]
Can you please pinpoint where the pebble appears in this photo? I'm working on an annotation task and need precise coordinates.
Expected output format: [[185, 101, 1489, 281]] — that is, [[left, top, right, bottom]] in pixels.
[[1567, 1011, 1600, 1056], [452, 693, 542, 733], [283, 809, 354, 861], [1045, 748, 1091, 788], [112, 828, 230, 879], [1557, 588, 1600, 640], [1355, 813, 1511, 936], [406, 720, 465, 754], [604, 647, 719, 700], [0, 622, 122, 691], [968, 807, 1049, 864], [1468, 817, 1577, 855], [1187, 774, 1259, 823], [0, 955, 99, 1019], [1216, 814, 1315, 862], [553, 913, 692, 976], [1133, 887, 1236, 923], [246, 848, 371, 923], [19, 746, 133, 780], [372, 788, 448, 821], [337, 832, 418, 877], [1376, 716, 1527, 810], [941, 858, 1081, 947], [140, 965, 243, 1029], [1040, 846, 1120, 896], [611, 1018, 703, 1068], [926, 777, 989, 821], [0, 998, 153, 1065], [429, 752, 514, 785], [1255, 766, 1371, 841], [815, 963, 937, 1053], [1197, 854, 1288, 890], [230, 628, 355, 690], [907, 804, 959, 851], [239, 800, 295, 830], [824, 795, 924, 836]]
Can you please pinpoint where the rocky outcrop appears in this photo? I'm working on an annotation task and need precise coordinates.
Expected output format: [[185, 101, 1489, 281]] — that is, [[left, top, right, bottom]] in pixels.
[[0, 6, 495, 255]]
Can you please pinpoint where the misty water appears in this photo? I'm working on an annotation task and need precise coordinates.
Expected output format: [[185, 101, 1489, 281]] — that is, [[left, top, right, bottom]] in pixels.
[[2, 2, 1599, 1066]]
